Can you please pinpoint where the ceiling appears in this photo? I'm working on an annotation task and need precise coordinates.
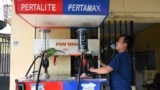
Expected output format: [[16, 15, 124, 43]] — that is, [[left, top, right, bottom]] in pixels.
[[104, 0, 160, 33], [105, 0, 160, 23]]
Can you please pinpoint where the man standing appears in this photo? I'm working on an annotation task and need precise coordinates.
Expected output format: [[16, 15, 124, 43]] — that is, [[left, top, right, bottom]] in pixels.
[[90, 34, 134, 90]]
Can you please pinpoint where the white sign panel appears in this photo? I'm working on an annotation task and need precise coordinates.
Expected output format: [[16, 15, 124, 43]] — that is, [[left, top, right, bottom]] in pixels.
[[34, 39, 99, 56]]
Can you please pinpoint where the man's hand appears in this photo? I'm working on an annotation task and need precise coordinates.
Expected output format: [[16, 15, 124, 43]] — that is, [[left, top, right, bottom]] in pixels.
[[89, 65, 113, 74], [89, 67, 95, 72]]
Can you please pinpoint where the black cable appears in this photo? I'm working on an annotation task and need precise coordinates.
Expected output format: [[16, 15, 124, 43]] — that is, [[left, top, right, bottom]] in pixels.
[[33, 27, 37, 79], [36, 53, 45, 90], [25, 55, 40, 77], [77, 53, 84, 90]]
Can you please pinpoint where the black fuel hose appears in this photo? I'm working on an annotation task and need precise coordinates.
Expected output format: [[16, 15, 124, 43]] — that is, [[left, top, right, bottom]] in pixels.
[[77, 53, 84, 90]]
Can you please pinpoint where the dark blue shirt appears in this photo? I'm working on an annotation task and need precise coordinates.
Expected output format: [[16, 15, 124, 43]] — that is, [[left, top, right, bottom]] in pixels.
[[108, 52, 132, 90]]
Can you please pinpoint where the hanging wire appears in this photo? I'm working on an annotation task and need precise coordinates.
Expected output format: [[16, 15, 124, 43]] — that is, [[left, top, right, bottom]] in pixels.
[[121, 0, 126, 21]]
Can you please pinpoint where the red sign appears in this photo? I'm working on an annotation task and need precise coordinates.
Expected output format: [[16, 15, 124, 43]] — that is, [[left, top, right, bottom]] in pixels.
[[16, 81, 63, 90], [15, 0, 63, 14]]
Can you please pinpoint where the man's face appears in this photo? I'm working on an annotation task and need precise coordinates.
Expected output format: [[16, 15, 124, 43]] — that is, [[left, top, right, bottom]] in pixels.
[[115, 36, 127, 51]]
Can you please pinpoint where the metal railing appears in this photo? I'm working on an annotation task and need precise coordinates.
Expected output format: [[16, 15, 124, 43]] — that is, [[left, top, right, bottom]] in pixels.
[[0, 34, 10, 77]]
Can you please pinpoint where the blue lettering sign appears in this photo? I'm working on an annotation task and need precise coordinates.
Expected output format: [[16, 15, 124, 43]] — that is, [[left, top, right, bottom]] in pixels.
[[63, 0, 110, 15]]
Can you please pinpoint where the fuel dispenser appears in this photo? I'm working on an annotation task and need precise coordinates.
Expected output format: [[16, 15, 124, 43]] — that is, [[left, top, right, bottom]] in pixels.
[[15, 28, 110, 90], [72, 28, 99, 78], [13, 0, 111, 89]]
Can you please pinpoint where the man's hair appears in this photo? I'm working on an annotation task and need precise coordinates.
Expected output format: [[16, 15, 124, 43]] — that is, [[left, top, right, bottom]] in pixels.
[[121, 34, 134, 49]]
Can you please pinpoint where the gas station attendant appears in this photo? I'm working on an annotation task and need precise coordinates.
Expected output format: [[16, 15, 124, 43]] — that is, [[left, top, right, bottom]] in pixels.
[[90, 34, 134, 90]]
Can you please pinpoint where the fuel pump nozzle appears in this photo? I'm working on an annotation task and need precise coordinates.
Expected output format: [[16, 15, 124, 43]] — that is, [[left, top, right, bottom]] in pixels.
[[41, 48, 65, 79], [41, 48, 65, 56]]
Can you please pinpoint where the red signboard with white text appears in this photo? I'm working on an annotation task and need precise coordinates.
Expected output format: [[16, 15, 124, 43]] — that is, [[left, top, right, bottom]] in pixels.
[[15, 0, 63, 14]]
